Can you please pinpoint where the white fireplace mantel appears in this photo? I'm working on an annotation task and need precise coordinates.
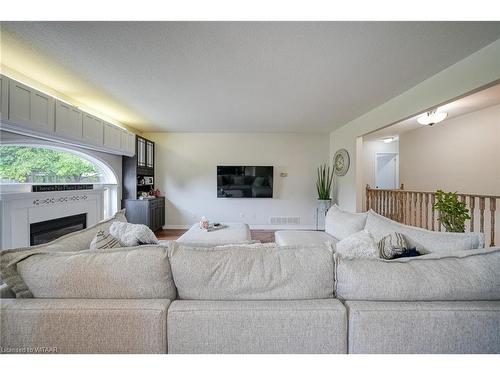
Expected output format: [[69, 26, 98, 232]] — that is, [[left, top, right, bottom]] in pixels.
[[0, 188, 104, 249]]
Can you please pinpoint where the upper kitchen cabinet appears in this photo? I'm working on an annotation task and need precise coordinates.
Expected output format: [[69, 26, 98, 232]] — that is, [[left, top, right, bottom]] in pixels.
[[82, 112, 104, 146], [0, 75, 8, 121], [8, 79, 55, 133], [103, 121, 122, 150], [55, 100, 83, 140]]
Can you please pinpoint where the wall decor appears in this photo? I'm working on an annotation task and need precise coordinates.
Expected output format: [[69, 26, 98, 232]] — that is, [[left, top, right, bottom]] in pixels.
[[333, 149, 350, 176]]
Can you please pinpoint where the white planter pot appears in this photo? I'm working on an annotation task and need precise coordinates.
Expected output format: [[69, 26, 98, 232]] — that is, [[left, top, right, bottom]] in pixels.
[[316, 199, 332, 230]]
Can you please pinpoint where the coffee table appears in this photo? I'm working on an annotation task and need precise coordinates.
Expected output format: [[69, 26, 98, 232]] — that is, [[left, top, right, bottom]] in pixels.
[[176, 222, 252, 245]]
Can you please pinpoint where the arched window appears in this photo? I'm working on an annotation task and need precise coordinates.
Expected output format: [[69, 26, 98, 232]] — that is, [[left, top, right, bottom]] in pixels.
[[0, 143, 118, 218], [0, 144, 117, 184]]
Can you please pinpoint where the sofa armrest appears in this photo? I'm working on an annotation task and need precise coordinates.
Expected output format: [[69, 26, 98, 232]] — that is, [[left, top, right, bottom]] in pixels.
[[0, 298, 170, 353], [0, 283, 15, 298]]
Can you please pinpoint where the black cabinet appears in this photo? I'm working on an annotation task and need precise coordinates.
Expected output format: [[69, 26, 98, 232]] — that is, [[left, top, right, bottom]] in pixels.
[[122, 135, 164, 232], [122, 135, 156, 200], [123, 197, 165, 232]]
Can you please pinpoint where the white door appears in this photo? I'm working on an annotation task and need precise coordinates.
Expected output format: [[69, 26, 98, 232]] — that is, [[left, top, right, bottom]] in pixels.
[[375, 153, 398, 189]]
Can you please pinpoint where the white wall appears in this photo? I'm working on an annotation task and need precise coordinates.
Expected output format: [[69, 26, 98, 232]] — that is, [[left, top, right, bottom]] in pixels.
[[399, 104, 500, 195], [330, 39, 500, 212], [144, 132, 329, 229]]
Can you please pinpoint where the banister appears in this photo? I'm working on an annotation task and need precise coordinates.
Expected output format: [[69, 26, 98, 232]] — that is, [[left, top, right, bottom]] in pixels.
[[365, 185, 499, 247]]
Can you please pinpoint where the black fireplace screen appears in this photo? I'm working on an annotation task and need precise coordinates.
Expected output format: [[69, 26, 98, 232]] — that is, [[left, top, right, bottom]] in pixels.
[[30, 213, 87, 246]]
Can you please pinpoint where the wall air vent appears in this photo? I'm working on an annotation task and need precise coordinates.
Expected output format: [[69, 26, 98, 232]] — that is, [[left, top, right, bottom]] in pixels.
[[269, 216, 300, 225]]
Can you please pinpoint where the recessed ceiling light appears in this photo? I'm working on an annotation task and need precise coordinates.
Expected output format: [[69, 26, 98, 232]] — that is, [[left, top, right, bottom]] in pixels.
[[417, 109, 448, 126]]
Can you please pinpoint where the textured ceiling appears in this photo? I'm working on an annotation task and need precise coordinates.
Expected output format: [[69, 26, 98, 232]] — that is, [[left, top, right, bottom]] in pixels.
[[1, 22, 500, 133]]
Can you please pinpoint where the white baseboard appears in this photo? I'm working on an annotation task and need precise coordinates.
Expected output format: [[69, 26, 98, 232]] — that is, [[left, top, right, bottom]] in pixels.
[[162, 224, 317, 231]]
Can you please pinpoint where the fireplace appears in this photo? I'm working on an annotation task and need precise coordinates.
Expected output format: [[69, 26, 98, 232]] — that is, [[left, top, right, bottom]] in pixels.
[[30, 213, 87, 246]]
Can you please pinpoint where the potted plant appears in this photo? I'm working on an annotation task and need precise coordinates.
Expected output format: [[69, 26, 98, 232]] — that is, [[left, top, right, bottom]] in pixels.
[[316, 164, 334, 215], [433, 190, 471, 233]]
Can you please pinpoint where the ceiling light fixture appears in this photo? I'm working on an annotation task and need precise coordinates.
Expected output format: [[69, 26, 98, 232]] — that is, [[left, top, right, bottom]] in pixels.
[[382, 137, 394, 143], [417, 109, 448, 126]]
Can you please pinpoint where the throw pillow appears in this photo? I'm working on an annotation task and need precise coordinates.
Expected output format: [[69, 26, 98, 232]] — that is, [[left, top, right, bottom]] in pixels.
[[90, 230, 122, 250], [378, 232, 408, 259], [109, 221, 159, 247], [335, 229, 379, 258], [324, 205, 368, 240]]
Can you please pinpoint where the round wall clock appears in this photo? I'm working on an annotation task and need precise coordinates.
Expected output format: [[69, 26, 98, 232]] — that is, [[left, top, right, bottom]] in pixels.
[[333, 149, 350, 176]]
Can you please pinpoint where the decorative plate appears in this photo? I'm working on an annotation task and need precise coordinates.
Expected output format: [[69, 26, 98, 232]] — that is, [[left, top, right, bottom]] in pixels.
[[333, 149, 350, 176]]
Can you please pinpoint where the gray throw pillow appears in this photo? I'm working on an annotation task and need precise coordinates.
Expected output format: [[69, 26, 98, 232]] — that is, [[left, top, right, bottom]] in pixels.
[[378, 232, 408, 259]]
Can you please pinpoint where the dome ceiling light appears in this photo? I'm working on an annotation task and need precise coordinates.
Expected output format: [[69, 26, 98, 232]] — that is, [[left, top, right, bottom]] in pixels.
[[417, 109, 448, 126]]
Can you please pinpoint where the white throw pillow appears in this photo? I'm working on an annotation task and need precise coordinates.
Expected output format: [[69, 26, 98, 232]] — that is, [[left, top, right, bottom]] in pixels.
[[109, 222, 159, 247], [325, 205, 368, 240], [335, 229, 379, 258]]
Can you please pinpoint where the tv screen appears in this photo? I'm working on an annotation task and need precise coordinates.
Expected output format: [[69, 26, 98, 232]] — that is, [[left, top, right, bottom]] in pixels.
[[217, 166, 273, 198]]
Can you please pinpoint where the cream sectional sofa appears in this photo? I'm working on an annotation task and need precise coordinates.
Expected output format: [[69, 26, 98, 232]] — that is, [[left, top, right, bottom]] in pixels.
[[276, 205, 485, 252], [1, 208, 499, 354]]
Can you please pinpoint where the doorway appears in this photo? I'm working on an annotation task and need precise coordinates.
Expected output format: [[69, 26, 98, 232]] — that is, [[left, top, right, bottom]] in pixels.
[[375, 152, 399, 189]]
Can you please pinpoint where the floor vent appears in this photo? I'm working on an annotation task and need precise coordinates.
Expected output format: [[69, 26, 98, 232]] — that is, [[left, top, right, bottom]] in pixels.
[[269, 216, 301, 225]]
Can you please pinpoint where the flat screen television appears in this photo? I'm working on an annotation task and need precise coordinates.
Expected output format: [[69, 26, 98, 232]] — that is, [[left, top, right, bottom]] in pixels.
[[217, 166, 273, 198]]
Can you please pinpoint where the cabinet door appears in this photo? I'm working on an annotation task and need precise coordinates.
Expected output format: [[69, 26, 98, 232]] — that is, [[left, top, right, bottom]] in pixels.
[[126, 132, 136, 155], [146, 141, 154, 168], [103, 122, 122, 149], [137, 137, 146, 166], [9, 79, 55, 133], [0, 75, 8, 121], [120, 130, 136, 155], [55, 100, 83, 139], [82, 112, 103, 145]]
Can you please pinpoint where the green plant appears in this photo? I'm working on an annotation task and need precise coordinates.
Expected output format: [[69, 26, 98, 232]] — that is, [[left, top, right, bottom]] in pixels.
[[433, 190, 471, 233], [316, 164, 334, 200]]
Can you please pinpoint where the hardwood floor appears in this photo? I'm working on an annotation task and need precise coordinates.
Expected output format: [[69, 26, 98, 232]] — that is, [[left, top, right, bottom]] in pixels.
[[156, 229, 276, 243]]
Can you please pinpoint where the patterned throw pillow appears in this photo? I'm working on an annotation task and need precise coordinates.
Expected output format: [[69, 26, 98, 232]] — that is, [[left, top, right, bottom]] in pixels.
[[378, 232, 408, 259], [90, 230, 122, 250]]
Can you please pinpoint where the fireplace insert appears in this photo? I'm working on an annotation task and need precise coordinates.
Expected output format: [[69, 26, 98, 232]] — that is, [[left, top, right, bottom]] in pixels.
[[30, 213, 87, 246]]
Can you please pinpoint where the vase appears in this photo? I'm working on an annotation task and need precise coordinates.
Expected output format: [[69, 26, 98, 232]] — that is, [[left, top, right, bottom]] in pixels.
[[316, 199, 332, 230]]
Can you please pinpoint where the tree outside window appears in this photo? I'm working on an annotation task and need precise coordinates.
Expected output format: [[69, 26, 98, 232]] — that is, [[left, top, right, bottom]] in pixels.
[[0, 145, 105, 184]]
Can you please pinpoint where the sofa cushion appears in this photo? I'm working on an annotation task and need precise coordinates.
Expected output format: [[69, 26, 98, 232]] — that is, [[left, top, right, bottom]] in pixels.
[[0, 209, 127, 298], [0, 298, 170, 353], [335, 247, 500, 301], [325, 205, 367, 240], [168, 242, 334, 300], [15, 245, 176, 299], [274, 230, 337, 246], [345, 301, 500, 354], [167, 299, 347, 354], [364, 210, 484, 253]]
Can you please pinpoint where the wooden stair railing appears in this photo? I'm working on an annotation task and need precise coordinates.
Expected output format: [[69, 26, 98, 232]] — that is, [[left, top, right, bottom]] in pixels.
[[366, 185, 499, 247]]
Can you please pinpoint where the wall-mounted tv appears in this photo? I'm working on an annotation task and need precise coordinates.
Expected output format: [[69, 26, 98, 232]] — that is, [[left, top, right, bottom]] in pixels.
[[217, 166, 273, 198]]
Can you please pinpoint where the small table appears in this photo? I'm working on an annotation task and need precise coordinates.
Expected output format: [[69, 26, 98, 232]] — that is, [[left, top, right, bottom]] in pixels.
[[176, 222, 252, 245]]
